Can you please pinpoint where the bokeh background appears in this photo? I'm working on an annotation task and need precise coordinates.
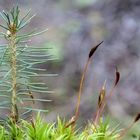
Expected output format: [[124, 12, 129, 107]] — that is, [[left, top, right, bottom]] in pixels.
[[0, 0, 140, 138]]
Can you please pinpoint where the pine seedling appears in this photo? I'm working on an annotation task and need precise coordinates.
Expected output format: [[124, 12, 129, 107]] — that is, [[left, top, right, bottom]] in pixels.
[[0, 6, 55, 122]]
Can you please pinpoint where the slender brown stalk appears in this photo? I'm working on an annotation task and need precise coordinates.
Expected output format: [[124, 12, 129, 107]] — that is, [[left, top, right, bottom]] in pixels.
[[75, 59, 90, 120], [66, 57, 91, 129]]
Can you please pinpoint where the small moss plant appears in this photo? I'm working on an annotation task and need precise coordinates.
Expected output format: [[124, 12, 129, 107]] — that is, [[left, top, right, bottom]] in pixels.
[[0, 6, 139, 140]]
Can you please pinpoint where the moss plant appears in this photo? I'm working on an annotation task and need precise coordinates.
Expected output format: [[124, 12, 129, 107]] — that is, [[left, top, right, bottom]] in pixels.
[[0, 6, 139, 140], [0, 113, 139, 140], [80, 119, 120, 140]]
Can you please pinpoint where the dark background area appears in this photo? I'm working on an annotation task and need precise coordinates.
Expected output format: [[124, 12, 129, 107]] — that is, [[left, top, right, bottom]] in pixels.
[[0, 0, 140, 137]]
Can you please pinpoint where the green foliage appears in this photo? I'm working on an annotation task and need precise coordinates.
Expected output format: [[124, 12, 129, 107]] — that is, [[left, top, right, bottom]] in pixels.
[[23, 113, 54, 140], [0, 6, 55, 122], [0, 125, 6, 140], [1, 114, 137, 140], [81, 118, 120, 140], [24, 115, 78, 140], [0, 114, 123, 140], [6, 119, 25, 140], [52, 117, 77, 140]]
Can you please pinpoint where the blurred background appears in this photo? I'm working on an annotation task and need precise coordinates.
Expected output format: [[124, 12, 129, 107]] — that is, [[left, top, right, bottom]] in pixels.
[[0, 0, 140, 138]]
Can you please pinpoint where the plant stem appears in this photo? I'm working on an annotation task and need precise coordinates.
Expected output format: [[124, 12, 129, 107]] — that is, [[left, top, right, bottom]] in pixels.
[[75, 59, 90, 120], [9, 33, 18, 122]]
